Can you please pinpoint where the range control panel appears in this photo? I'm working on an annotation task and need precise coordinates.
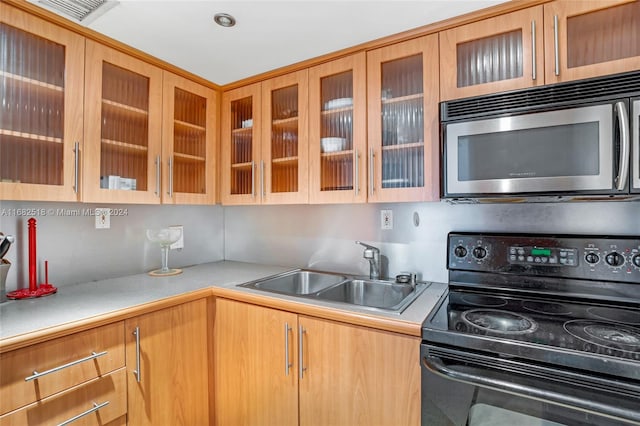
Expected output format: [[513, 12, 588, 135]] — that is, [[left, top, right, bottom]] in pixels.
[[448, 232, 640, 283]]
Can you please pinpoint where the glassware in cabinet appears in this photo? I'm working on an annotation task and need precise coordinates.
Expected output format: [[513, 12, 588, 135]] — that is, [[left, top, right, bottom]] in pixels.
[[161, 72, 216, 204], [0, 4, 84, 201], [83, 40, 163, 203], [221, 82, 261, 204], [367, 35, 440, 202], [261, 70, 308, 204], [309, 53, 367, 204]]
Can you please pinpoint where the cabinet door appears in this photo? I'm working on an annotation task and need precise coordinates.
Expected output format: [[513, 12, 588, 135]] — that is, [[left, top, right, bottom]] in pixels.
[[439, 6, 544, 100], [161, 72, 217, 204], [367, 35, 440, 203], [213, 299, 298, 426], [309, 53, 367, 204], [298, 316, 421, 426], [125, 299, 209, 426], [221, 83, 262, 205], [262, 70, 309, 204], [545, 0, 640, 84], [83, 40, 163, 203], [0, 4, 84, 201]]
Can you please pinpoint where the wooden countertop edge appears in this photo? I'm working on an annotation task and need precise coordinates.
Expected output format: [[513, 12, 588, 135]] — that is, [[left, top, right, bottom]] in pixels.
[[211, 287, 423, 337], [0, 288, 213, 353]]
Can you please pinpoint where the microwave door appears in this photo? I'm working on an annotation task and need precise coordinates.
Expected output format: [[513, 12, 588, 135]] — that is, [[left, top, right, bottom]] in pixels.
[[632, 99, 640, 192], [445, 104, 614, 196]]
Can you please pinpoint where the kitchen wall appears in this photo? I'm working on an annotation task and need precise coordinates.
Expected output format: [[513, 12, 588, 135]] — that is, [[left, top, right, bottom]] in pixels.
[[0, 201, 224, 292], [224, 201, 640, 283]]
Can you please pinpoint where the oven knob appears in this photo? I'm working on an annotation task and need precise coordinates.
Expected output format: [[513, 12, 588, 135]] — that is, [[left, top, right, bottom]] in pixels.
[[585, 253, 600, 264], [605, 252, 624, 267], [472, 247, 487, 260], [454, 246, 468, 258], [633, 254, 640, 268]]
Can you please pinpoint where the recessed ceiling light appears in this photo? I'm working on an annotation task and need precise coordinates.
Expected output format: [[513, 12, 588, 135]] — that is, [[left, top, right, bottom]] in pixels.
[[214, 13, 236, 28]]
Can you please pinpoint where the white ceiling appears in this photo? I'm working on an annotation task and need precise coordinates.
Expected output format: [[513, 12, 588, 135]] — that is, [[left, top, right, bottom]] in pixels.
[[32, 0, 507, 85]]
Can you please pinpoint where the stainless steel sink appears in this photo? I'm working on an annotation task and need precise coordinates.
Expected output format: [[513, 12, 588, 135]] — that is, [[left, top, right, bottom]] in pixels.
[[315, 279, 427, 311], [238, 269, 428, 313], [239, 270, 346, 295]]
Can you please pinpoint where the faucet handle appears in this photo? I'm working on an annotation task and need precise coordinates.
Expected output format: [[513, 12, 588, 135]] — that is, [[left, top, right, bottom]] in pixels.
[[356, 241, 379, 252]]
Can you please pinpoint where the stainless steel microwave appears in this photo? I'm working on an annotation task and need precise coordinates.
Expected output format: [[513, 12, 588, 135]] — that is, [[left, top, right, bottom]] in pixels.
[[441, 72, 640, 201]]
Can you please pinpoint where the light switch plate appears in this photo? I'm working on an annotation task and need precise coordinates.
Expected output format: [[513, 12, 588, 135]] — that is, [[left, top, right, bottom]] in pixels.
[[170, 225, 184, 250], [95, 208, 110, 229], [381, 209, 393, 230]]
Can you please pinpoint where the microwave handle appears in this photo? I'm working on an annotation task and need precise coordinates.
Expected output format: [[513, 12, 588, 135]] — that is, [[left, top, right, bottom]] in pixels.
[[615, 101, 630, 191]]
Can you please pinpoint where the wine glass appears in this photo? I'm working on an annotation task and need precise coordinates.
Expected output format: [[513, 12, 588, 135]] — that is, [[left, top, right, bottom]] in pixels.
[[146, 228, 182, 276]]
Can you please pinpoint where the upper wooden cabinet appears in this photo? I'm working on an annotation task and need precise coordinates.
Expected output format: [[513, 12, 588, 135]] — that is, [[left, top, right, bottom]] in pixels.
[[83, 40, 163, 204], [439, 6, 545, 101], [309, 53, 368, 204], [221, 71, 309, 205], [0, 4, 84, 202], [161, 71, 217, 204], [367, 35, 440, 202], [544, 0, 640, 84]]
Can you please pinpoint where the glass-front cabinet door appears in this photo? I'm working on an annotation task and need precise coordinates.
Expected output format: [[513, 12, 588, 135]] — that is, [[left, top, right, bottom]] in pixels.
[[83, 40, 162, 203], [161, 72, 217, 205], [221, 83, 261, 205], [544, 0, 640, 84], [309, 53, 367, 204], [367, 35, 440, 202], [261, 70, 308, 204], [439, 6, 544, 101], [0, 4, 84, 201]]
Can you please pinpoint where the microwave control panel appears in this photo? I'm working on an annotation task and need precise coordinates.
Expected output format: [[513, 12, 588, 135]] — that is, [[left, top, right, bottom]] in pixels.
[[448, 233, 640, 284]]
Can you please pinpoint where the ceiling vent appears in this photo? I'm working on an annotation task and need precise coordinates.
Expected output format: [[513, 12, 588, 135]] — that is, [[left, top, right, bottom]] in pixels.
[[36, 0, 118, 23]]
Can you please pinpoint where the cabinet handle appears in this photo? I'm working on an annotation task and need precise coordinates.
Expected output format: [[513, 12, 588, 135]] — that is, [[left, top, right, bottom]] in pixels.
[[73, 142, 80, 194], [369, 148, 375, 196], [167, 156, 174, 198], [354, 150, 360, 196], [284, 322, 293, 376], [531, 20, 537, 81], [57, 401, 110, 426], [298, 325, 307, 379], [251, 161, 256, 198], [615, 101, 630, 191], [155, 155, 161, 197], [133, 326, 141, 383], [25, 351, 108, 381], [553, 15, 560, 76], [260, 160, 265, 198]]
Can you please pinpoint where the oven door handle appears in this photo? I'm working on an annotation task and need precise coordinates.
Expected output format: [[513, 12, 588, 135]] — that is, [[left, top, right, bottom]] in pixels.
[[423, 354, 640, 423]]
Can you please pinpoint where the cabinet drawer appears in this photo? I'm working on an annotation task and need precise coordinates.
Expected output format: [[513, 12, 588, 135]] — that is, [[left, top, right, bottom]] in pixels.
[[0, 368, 127, 426], [0, 322, 125, 414]]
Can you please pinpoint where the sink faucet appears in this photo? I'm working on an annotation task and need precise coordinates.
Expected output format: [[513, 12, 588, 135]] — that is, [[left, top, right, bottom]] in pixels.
[[356, 241, 380, 280]]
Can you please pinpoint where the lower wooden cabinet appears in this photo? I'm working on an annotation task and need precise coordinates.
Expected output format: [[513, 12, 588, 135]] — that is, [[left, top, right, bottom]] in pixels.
[[213, 298, 421, 426], [125, 299, 210, 425]]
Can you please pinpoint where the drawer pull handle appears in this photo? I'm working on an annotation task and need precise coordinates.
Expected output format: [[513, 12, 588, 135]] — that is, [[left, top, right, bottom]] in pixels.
[[25, 351, 108, 382], [57, 401, 110, 426]]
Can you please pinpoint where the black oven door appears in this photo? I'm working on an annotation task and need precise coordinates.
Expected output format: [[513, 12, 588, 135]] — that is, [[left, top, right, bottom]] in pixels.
[[421, 344, 640, 426]]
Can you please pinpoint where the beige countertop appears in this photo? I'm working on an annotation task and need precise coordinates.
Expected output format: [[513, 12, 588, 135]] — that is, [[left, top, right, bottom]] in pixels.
[[0, 260, 448, 351]]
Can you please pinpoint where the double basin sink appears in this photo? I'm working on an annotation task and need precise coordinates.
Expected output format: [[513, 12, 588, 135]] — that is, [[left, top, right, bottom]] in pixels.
[[238, 269, 428, 313]]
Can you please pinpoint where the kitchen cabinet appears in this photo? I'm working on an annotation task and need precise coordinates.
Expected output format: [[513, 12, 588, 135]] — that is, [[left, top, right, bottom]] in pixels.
[[439, 6, 544, 100], [309, 53, 368, 204], [0, 4, 84, 202], [367, 35, 440, 202], [161, 71, 217, 204], [83, 40, 163, 204], [221, 71, 309, 205], [213, 298, 421, 426], [544, 0, 640, 84], [125, 299, 209, 426], [0, 321, 125, 419]]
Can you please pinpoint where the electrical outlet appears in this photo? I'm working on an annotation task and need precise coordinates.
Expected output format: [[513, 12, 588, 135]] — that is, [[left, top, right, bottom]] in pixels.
[[381, 209, 393, 230], [170, 225, 184, 250], [95, 208, 110, 229]]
